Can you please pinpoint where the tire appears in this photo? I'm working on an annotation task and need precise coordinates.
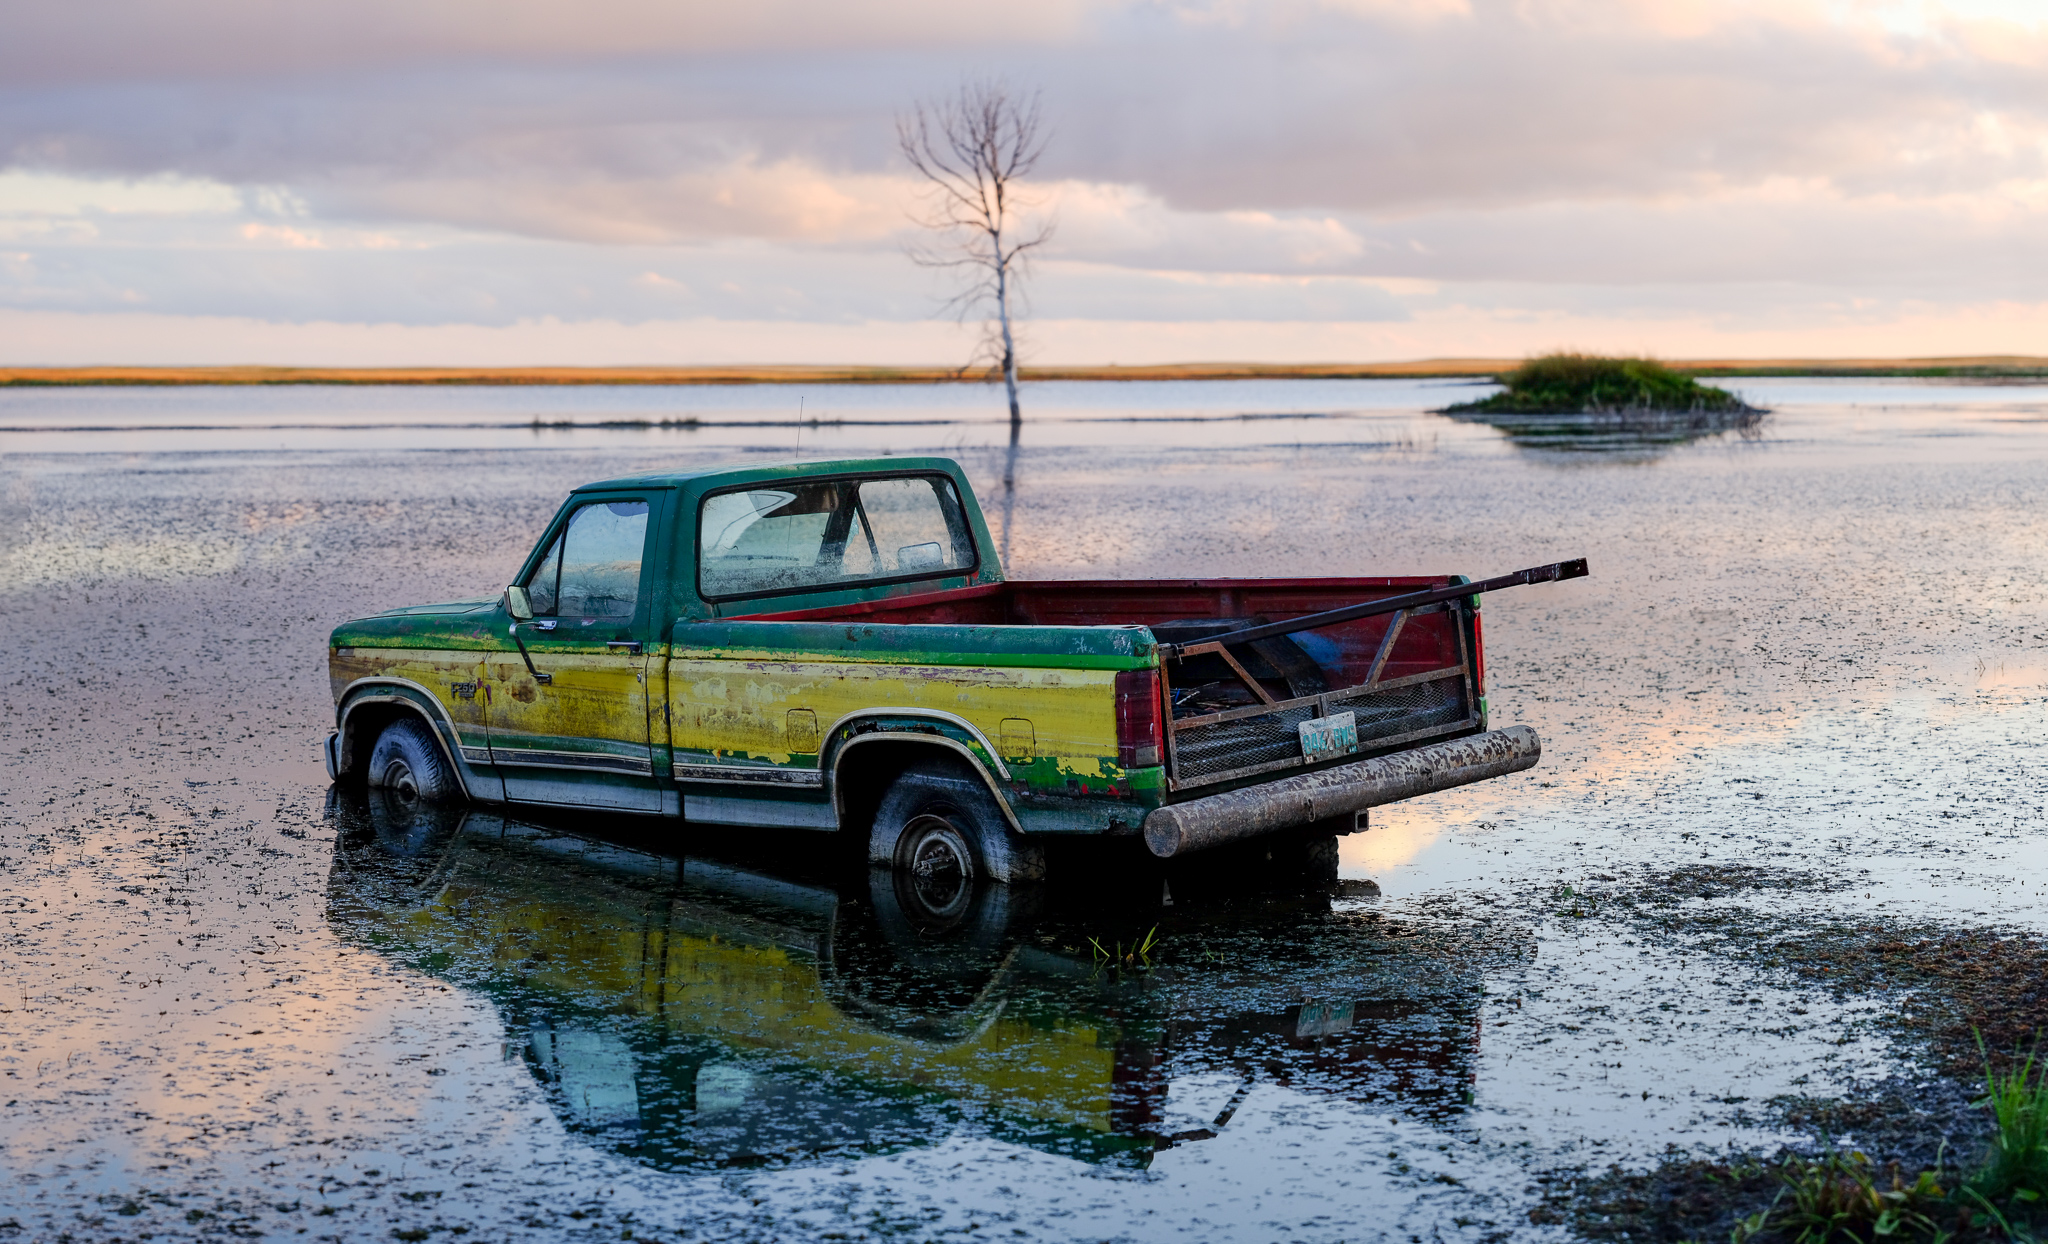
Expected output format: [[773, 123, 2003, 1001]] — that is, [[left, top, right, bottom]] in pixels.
[[868, 759, 1045, 885], [817, 868, 1042, 1043], [1301, 833, 1340, 884], [363, 785, 466, 859], [1265, 832, 1339, 885], [331, 786, 465, 910], [366, 716, 459, 803]]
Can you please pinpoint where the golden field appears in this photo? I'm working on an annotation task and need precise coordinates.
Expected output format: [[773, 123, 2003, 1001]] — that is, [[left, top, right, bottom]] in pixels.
[[3, 357, 2047, 386]]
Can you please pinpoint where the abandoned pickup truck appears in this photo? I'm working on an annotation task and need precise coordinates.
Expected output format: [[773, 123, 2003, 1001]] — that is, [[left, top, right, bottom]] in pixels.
[[325, 456, 1582, 882]]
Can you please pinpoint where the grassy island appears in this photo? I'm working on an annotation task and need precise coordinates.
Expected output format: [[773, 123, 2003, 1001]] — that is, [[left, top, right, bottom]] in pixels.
[[1443, 353, 1763, 415]]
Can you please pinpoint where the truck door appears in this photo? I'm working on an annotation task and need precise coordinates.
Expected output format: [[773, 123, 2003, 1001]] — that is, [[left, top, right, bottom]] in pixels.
[[489, 496, 660, 812]]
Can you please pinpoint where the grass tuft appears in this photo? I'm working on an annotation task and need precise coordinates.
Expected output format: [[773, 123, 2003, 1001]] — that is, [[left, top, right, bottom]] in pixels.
[[1731, 1149, 1945, 1243], [1966, 1036, 2048, 1209], [1087, 925, 1159, 969]]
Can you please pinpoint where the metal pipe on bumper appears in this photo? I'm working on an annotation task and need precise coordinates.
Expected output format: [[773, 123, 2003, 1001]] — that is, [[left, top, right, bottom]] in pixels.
[[1142, 726, 1542, 859]]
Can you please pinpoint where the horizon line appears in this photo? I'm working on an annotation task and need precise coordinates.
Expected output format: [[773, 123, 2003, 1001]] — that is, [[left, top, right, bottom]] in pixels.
[[5, 356, 2048, 387]]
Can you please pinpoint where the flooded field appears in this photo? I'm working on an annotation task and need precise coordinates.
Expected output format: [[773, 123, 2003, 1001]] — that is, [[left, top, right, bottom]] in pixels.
[[2, 378, 2045, 1241]]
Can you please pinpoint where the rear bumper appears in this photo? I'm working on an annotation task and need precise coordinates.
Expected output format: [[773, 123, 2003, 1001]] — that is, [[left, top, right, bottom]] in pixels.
[[1142, 725, 1541, 858]]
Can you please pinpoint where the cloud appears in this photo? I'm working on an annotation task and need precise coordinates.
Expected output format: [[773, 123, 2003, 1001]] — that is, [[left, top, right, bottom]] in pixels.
[[0, 170, 241, 216], [240, 223, 325, 249], [2, 0, 2045, 358], [320, 159, 909, 246], [9, 1, 2046, 219], [1046, 182, 1371, 270], [1058, 1, 2048, 215], [14, 297, 2048, 368], [0, 0, 1100, 87]]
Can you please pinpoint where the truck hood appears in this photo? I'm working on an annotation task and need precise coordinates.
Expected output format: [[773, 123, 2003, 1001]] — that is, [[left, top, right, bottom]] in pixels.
[[330, 597, 504, 652], [368, 597, 498, 618]]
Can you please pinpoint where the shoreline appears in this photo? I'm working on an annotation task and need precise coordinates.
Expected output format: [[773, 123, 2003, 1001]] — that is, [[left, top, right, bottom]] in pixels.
[[3, 356, 2047, 387]]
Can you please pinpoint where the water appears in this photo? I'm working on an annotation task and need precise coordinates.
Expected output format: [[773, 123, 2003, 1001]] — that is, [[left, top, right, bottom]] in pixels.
[[2, 377, 2045, 1240], [4, 373, 2040, 454]]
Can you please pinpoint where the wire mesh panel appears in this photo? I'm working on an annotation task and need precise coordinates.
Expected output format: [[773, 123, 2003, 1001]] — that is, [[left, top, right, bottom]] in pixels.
[[1168, 672, 1472, 788], [1172, 701, 1323, 784], [1326, 676, 1468, 745]]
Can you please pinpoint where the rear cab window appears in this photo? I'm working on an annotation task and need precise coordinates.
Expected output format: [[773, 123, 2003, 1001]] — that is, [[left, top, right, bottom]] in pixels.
[[697, 474, 976, 602]]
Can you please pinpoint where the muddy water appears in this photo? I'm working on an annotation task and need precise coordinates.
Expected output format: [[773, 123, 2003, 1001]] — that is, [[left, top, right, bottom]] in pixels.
[[2, 379, 2045, 1241]]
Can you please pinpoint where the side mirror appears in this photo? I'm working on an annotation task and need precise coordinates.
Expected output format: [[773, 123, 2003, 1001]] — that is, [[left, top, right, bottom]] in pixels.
[[897, 542, 944, 571], [505, 585, 534, 621]]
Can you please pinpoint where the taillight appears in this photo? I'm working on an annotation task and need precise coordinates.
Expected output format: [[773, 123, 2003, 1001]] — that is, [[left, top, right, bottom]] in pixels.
[[1472, 611, 1485, 695], [1115, 668, 1163, 768]]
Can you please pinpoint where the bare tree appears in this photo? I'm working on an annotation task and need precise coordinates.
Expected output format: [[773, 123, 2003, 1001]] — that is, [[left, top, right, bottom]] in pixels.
[[898, 82, 1052, 445]]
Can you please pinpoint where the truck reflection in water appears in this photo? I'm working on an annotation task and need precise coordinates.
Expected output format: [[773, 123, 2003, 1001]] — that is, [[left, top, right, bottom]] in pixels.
[[325, 790, 1504, 1171]]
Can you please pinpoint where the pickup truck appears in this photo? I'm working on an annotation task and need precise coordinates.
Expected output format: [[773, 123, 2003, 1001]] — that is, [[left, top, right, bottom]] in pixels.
[[325, 456, 1567, 883]]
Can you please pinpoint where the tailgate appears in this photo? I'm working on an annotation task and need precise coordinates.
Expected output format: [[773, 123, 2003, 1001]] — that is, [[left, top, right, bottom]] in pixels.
[[1158, 590, 1481, 792]]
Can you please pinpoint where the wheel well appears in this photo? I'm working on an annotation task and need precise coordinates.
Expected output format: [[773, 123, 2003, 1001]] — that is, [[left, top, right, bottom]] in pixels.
[[832, 739, 1009, 837], [336, 699, 444, 785]]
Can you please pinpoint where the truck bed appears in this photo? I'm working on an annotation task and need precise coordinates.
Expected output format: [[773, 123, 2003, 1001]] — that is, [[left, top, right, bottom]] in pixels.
[[738, 577, 1484, 792]]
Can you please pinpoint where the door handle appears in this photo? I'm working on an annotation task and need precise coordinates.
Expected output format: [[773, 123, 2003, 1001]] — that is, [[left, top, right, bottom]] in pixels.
[[606, 641, 644, 655]]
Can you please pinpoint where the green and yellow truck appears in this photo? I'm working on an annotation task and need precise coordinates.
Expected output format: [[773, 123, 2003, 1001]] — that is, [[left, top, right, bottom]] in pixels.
[[326, 456, 1574, 881]]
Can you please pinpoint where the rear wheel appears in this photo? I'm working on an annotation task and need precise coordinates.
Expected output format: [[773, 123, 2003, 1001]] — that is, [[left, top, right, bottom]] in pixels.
[[1301, 833, 1340, 884], [869, 760, 1045, 886], [898, 814, 978, 919], [1265, 832, 1340, 885]]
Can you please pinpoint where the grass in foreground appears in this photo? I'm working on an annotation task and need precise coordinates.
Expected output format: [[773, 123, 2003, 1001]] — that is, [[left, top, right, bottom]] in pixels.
[[1739, 1048, 2048, 1242], [1551, 1043, 2048, 1243], [1965, 1041, 2048, 1222], [1530, 874, 2048, 1241], [1444, 352, 1762, 416]]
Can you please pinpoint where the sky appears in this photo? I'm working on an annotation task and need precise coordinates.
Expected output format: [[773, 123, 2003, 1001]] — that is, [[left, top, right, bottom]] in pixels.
[[2, 0, 2045, 366]]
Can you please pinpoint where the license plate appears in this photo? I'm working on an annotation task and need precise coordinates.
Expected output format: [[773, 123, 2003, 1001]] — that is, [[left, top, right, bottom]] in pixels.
[[1298, 710, 1358, 763], [1295, 1000, 1356, 1038]]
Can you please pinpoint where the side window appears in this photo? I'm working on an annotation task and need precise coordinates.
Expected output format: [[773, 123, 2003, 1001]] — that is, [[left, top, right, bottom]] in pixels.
[[698, 475, 976, 600], [525, 500, 648, 620], [525, 531, 563, 616]]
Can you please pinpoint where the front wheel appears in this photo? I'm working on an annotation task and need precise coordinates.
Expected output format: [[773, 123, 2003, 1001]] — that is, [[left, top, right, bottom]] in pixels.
[[868, 760, 1045, 887], [366, 716, 458, 803]]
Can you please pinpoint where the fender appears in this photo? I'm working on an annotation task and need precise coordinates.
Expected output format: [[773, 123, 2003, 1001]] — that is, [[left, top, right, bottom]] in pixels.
[[823, 709, 1025, 835], [336, 677, 483, 803]]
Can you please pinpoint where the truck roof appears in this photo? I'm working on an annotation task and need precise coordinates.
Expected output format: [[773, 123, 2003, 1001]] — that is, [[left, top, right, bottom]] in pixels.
[[573, 455, 968, 494]]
